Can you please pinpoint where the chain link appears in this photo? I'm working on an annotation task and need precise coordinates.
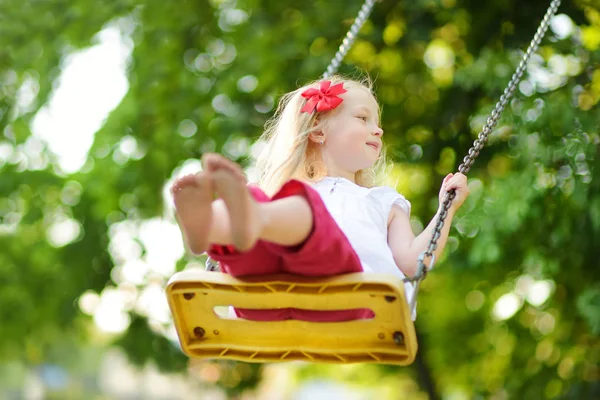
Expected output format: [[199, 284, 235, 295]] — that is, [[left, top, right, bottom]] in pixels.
[[406, 0, 562, 295], [323, 0, 378, 79]]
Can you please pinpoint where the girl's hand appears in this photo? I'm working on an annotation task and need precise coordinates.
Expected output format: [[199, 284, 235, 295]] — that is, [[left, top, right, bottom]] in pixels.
[[438, 173, 469, 213]]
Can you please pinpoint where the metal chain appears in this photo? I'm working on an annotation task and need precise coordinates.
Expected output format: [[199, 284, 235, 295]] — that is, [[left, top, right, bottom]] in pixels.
[[457, 0, 563, 175], [323, 0, 379, 79], [405, 0, 562, 298]]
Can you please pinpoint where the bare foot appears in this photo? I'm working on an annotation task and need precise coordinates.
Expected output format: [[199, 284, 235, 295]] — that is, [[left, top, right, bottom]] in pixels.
[[212, 168, 261, 252], [171, 172, 213, 254], [202, 153, 247, 183]]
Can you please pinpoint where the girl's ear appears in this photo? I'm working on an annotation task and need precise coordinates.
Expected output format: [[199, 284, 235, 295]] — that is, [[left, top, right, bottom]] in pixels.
[[308, 130, 325, 144], [308, 118, 326, 144]]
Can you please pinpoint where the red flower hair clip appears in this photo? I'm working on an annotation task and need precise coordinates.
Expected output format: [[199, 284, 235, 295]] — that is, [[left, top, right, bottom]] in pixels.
[[300, 80, 347, 114]]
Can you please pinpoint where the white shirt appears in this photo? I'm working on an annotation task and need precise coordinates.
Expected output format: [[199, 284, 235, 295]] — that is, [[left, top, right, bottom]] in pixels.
[[311, 177, 416, 317]]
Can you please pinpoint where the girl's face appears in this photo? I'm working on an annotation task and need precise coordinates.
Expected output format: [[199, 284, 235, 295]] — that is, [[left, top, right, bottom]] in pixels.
[[319, 87, 383, 173]]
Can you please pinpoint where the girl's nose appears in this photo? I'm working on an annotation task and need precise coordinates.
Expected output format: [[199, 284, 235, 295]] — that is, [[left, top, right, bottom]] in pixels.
[[373, 126, 383, 136]]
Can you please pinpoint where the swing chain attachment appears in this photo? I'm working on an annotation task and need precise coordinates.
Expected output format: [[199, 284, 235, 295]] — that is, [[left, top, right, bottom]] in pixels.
[[404, 252, 436, 284], [413, 0, 562, 286], [205, 257, 220, 272], [404, 252, 435, 316], [323, 0, 379, 79]]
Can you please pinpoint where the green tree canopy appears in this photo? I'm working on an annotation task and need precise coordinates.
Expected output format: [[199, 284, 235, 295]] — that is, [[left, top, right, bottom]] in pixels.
[[1, 0, 599, 398]]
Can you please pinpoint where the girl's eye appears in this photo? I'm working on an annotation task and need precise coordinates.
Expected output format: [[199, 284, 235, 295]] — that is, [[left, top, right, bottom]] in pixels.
[[358, 116, 367, 121]]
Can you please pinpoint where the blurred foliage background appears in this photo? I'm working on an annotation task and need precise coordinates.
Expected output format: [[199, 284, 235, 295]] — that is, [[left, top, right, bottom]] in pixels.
[[1, 0, 599, 398]]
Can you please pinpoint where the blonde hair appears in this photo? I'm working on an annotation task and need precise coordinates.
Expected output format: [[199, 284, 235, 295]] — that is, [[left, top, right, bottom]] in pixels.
[[255, 74, 389, 195]]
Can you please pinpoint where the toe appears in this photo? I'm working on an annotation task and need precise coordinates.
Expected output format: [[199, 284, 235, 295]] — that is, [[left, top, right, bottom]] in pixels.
[[202, 153, 224, 172]]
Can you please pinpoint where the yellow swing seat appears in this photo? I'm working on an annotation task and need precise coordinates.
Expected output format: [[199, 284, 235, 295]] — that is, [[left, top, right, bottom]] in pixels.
[[166, 270, 417, 365]]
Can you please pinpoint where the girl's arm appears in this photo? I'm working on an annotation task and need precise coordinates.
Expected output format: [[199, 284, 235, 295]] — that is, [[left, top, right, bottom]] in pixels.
[[387, 173, 469, 277]]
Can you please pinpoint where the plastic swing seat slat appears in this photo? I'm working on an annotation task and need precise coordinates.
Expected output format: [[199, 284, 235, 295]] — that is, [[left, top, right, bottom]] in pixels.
[[166, 270, 418, 365]]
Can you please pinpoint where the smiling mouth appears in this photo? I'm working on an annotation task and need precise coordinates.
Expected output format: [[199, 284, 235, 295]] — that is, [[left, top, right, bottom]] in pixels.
[[366, 143, 380, 150]]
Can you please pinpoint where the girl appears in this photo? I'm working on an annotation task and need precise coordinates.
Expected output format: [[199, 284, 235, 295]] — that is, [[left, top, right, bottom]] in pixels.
[[171, 75, 469, 321]]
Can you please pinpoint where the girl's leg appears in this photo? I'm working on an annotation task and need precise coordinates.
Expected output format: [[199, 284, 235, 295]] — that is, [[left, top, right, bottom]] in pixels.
[[210, 169, 314, 251], [171, 172, 213, 255], [171, 165, 314, 255], [198, 152, 313, 251]]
